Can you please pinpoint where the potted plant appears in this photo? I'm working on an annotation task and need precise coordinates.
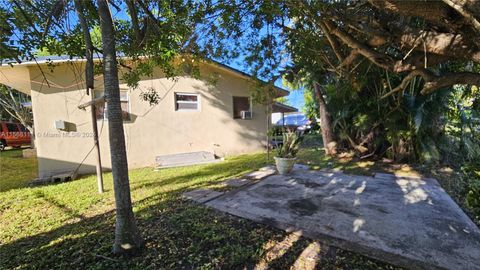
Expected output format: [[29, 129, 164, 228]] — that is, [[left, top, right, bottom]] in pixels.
[[274, 132, 301, 174]]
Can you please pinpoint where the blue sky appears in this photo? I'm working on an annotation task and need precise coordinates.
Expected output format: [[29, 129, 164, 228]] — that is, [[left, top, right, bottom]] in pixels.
[[224, 60, 305, 109], [285, 88, 305, 109]]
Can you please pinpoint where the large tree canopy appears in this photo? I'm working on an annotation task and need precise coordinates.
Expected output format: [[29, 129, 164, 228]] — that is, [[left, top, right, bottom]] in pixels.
[[328, 0, 480, 95], [197, 0, 480, 94], [195, 0, 480, 158], [3, 0, 480, 95]]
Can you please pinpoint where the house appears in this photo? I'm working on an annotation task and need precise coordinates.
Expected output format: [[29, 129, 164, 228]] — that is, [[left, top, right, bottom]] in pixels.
[[0, 56, 297, 178]]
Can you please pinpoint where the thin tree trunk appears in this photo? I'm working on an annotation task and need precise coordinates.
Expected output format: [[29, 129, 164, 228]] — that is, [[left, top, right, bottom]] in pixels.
[[75, 0, 104, 194], [125, 0, 142, 47], [97, 0, 144, 255], [29, 125, 35, 149], [266, 90, 272, 162], [313, 82, 337, 156], [74, 0, 94, 94]]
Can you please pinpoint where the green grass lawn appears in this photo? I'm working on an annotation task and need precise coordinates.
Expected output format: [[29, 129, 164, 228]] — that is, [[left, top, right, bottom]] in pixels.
[[0, 149, 400, 269], [0, 148, 37, 192]]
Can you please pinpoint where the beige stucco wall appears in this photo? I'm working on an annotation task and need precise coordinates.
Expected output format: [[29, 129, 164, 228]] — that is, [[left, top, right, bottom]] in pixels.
[[26, 61, 269, 177]]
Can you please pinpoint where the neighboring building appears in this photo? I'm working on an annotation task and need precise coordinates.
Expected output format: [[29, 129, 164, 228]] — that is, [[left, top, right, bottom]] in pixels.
[[0, 56, 296, 178], [271, 111, 303, 125]]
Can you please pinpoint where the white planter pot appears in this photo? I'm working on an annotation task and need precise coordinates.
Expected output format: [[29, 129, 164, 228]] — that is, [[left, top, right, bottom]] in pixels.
[[274, 157, 297, 175]]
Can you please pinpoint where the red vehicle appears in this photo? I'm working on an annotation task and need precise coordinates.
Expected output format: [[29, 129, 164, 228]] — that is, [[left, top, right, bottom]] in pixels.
[[0, 121, 31, 151]]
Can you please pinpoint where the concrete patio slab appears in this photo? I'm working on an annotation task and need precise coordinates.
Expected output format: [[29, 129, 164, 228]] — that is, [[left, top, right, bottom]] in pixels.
[[293, 163, 310, 171], [258, 165, 276, 171], [206, 169, 480, 270], [223, 178, 251, 188], [182, 188, 223, 203], [244, 167, 276, 180], [373, 172, 397, 180]]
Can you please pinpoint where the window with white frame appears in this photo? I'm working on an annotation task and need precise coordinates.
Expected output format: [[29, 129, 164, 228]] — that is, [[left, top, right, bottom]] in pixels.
[[175, 92, 200, 111], [94, 91, 130, 121]]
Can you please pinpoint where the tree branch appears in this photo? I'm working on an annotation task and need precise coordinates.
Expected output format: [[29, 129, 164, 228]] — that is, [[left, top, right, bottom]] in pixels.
[[12, 0, 41, 36], [0, 86, 33, 129], [442, 0, 480, 32], [323, 19, 480, 96], [381, 69, 434, 99], [327, 21, 394, 70], [136, 0, 162, 34], [346, 23, 389, 47], [398, 30, 480, 63], [368, 0, 461, 30], [393, 52, 451, 73], [319, 21, 344, 63], [421, 72, 480, 94], [42, 0, 66, 40], [381, 69, 480, 98], [125, 0, 142, 48], [337, 50, 359, 70], [74, 0, 94, 94]]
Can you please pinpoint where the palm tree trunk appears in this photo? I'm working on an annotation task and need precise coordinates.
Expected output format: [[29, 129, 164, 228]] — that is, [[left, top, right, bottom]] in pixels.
[[313, 82, 337, 155], [97, 0, 144, 255]]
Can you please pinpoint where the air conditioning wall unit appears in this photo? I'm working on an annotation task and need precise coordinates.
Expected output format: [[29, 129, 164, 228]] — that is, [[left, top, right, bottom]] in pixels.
[[54, 120, 77, 132], [241, 110, 253, 119], [54, 120, 66, 130]]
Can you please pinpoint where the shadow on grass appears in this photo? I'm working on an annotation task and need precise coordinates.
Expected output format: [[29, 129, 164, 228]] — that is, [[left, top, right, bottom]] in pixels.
[[33, 190, 87, 220], [0, 195, 397, 269], [0, 152, 401, 269], [0, 154, 281, 269], [0, 192, 279, 269]]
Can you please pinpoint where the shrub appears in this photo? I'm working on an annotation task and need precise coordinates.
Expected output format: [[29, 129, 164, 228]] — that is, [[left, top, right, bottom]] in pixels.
[[463, 163, 480, 222], [276, 132, 301, 158]]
